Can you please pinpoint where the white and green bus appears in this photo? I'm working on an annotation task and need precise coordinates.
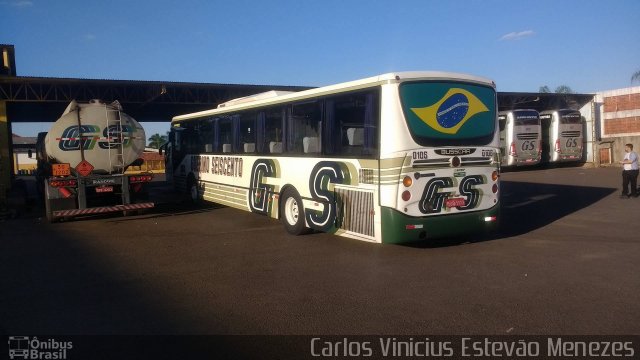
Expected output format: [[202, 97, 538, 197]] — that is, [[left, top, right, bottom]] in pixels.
[[539, 109, 584, 163], [164, 72, 500, 244], [498, 109, 542, 167]]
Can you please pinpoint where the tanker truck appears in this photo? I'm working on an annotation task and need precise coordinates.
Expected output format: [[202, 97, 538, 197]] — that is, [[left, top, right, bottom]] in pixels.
[[34, 99, 154, 222]]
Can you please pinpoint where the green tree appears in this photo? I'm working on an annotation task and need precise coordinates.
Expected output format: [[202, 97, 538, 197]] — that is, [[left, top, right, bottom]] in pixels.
[[554, 85, 574, 94], [632, 70, 640, 83], [148, 133, 167, 149], [539, 85, 573, 94]]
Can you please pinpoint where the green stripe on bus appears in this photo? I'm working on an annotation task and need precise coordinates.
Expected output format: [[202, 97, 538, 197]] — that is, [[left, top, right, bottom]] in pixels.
[[380, 205, 500, 244]]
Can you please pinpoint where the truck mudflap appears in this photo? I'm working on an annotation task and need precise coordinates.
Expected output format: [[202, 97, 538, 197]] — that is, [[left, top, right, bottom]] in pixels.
[[52, 202, 154, 218]]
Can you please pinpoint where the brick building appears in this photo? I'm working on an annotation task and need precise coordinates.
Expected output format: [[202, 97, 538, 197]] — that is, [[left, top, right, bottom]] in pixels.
[[594, 86, 640, 166]]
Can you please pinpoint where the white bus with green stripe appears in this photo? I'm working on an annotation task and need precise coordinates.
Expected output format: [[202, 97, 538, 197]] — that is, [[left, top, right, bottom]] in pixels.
[[165, 72, 500, 244], [498, 109, 542, 166]]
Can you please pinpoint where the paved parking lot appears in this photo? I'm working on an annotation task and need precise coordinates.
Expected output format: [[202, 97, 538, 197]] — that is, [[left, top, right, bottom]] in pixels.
[[0, 166, 638, 335]]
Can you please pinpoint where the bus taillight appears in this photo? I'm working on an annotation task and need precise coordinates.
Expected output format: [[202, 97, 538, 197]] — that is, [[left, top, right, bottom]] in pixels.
[[509, 142, 516, 156], [402, 176, 413, 187], [129, 175, 153, 183], [50, 179, 77, 187], [555, 139, 561, 153]]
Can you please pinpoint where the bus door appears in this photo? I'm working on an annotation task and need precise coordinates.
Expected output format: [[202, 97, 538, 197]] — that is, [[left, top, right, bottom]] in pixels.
[[498, 114, 507, 164], [168, 127, 195, 176]]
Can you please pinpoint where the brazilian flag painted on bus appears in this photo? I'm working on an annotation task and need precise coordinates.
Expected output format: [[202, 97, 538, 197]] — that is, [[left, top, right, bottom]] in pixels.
[[400, 82, 496, 141]]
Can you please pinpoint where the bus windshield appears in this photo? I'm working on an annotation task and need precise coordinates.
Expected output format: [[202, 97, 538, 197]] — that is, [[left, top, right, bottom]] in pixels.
[[400, 81, 496, 146], [513, 110, 540, 126], [559, 111, 582, 124]]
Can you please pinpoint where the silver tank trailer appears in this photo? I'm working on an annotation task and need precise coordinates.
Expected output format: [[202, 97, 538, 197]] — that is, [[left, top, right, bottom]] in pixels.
[[44, 100, 146, 174]]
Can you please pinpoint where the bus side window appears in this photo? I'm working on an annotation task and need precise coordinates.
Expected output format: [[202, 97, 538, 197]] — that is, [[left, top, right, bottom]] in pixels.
[[200, 118, 215, 153], [177, 122, 198, 155], [218, 116, 234, 154], [258, 107, 284, 154], [239, 112, 257, 153], [287, 102, 321, 155], [324, 90, 379, 158]]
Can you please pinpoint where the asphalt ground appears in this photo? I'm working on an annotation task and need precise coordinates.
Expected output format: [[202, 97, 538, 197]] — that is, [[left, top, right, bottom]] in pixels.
[[0, 166, 638, 336]]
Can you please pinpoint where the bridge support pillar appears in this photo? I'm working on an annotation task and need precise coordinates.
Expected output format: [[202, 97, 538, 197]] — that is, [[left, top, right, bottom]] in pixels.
[[0, 101, 10, 203]]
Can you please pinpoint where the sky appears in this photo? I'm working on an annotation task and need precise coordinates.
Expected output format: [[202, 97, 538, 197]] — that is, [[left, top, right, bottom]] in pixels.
[[2, 0, 639, 139]]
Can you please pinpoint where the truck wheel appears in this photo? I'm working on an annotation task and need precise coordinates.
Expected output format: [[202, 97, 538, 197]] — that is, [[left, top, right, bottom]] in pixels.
[[280, 188, 309, 235]]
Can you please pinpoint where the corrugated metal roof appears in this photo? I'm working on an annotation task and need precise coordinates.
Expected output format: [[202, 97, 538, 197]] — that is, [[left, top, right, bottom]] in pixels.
[[1, 75, 313, 90]]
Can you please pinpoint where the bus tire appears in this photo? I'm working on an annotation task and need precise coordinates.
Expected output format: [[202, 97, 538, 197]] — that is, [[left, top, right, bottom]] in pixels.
[[187, 176, 200, 204], [280, 188, 309, 235]]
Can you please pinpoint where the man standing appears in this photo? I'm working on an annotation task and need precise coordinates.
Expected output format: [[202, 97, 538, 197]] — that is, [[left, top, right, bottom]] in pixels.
[[620, 143, 639, 198]]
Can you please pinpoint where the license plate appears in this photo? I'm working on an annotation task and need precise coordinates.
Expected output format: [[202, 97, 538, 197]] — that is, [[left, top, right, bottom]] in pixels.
[[52, 163, 71, 177], [445, 197, 466, 208], [92, 179, 116, 185], [95, 186, 113, 193]]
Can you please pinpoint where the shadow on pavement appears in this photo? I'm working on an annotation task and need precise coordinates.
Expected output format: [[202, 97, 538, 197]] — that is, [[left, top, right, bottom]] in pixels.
[[405, 180, 616, 248], [107, 201, 226, 223], [497, 180, 616, 236], [0, 223, 188, 334]]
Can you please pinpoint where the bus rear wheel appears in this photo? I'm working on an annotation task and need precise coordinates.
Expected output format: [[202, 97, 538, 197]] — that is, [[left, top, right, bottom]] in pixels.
[[280, 188, 309, 235]]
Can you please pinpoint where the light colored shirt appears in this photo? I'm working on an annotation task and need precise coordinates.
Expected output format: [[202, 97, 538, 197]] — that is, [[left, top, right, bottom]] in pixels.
[[623, 151, 639, 171]]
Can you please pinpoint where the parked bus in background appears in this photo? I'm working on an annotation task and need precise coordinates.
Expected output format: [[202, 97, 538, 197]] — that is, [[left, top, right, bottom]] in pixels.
[[498, 109, 541, 167], [539, 109, 583, 163], [163, 72, 500, 244]]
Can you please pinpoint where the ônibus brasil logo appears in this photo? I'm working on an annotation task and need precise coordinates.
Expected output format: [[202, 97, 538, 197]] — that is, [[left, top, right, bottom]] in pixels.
[[7, 336, 73, 360]]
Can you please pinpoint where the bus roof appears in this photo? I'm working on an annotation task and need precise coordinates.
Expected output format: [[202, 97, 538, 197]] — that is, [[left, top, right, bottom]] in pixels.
[[539, 109, 581, 115], [172, 71, 495, 123], [499, 109, 539, 114]]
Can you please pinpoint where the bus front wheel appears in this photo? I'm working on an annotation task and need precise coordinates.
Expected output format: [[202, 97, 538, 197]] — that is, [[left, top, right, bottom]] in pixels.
[[187, 176, 200, 204], [280, 188, 309, 235]]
